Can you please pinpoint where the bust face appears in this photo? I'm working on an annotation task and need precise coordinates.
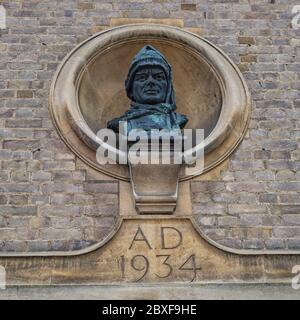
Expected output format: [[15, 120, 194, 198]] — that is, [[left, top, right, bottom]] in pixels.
[[131, 66, 168, 105]]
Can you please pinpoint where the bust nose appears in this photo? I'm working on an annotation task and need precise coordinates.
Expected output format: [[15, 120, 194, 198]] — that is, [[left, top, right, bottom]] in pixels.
[[145, 75, 156, 87]]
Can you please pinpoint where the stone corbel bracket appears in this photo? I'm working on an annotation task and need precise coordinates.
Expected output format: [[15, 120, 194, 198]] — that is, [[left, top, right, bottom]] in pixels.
[[128, 143, 182, 214]]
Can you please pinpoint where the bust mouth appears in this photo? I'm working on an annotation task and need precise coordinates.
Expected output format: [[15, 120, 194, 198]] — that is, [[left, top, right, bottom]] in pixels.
[[144, 89, 158, 95]]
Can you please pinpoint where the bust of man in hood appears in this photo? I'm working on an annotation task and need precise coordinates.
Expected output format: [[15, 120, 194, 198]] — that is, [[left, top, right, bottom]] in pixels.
[[107, 45, 188, 134]]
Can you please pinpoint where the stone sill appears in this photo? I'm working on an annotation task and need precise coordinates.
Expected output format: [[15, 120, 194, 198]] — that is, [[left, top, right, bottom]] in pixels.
[[0, 283, 298, 300]]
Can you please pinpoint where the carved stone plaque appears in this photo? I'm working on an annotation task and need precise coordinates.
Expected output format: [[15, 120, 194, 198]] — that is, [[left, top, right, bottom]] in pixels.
[[1, 217, 300, 287]]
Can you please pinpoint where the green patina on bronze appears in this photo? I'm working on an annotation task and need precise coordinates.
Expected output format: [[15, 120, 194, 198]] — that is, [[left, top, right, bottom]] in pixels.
[[107, 45, 188, 133]]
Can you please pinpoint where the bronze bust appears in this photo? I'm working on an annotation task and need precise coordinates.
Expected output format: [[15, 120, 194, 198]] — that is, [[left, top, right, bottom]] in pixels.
[[107, 45, 188, 134]]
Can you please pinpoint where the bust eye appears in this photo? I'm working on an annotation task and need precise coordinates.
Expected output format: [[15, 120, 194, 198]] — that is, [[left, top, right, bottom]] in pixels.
[[155, 74, 165, 81], [136, 74, 147, 81]]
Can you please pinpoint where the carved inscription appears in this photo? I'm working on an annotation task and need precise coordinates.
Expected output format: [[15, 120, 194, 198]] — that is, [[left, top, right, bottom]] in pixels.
[[119, 225, 201, 282]]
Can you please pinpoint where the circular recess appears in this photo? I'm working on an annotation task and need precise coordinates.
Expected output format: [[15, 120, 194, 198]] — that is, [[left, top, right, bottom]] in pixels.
[[50, 24, 251, 181]]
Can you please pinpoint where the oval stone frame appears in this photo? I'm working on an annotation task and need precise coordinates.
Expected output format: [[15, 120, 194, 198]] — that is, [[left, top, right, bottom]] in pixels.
[[50, 24, 251, 181]]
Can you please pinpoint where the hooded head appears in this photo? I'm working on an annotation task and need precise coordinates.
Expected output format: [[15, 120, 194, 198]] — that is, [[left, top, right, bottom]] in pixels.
[[125, 45, 175, 105]]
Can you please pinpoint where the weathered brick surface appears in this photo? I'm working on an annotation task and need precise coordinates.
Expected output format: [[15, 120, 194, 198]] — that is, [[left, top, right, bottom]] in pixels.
[[0, 0, 299, 252], [185, 0, 299, 251], [0, 0, 120, 250]]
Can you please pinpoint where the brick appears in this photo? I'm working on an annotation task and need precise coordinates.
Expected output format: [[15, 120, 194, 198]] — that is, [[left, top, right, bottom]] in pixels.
[[0, 172, 9, 182], [203, 228, 226, 241], [276, 170, 295, 181], [212, 193, 236, 203], [292, 150, 300, 161], [49, 240, 69, 251], [243, 239, 264, 250], [238, 63, 249, 72], [13, 129, 34, 139], [218, 216, 239, 226], [238, 36, 256, 45], [265, 239, 285, 250], [42, 161, 75, 171], [49, 217, 72, 229], [73, 194, 95, 205], [72, 170, 86, 181], [1, 241, 28, 252], [13, 151, 32, 160], [283, 215, 300, 226], [5, 119, 42, 128], [274, 206, 300, 215], [31, 171, 51, 181], [259, 194, 278, 203], [279, 194, 300, 204], [3, 139, 40, 150], [198, 216, 216, 227], [254, 171, 275, 181], [71, 217, 93, 228], [181, 4, 196, 11], [193, 203, 226, 215], [69, 240, 95, 250], [266, 160, 294, 170], [0, 183, 37, 193], [77, 3, 95, 10], [29, 217, 48, 229], [0, 206, 37, 216], [0, 109, 13, 117], [17, 90, 33, 98], [5, 99, 42, 108], [39, 206, 81, 217], [191, 182, 225, 193], [93, 217, 116, 229], [268, 183, 300, 192], [11, 170, 29, 182], [271, 151, 290, 160], [0, 150, 12, 160], [93, 226, 114, 240], [39, 19, 58, 26], [226, 183, 266, 192], [230, 160, 264, 171], [240, 214, 262, 226], [84, 205, 117, 216], [2, 160, 26, 170], [84, 181, 118, 194], [262, 140, 297, 151], [41, 183, 83, 193], [8, 195, 28, 205], [51, 193, 73, 205], [0, 195, 8, 205], [54, 153, 75, 160], [287, 240, 300, 250], [192, 193, 212, 203], [273, 227, 300, 238], [218, 239, 242, 249], [240, 54, 257, 63], [27, 240, 50, 251], [40, 228, 82, 240], [27, 160, 41, 171], [53, 172, 72, 180], [229, 204, 267, 214], [7, 217, 30, 228]]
